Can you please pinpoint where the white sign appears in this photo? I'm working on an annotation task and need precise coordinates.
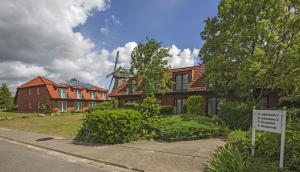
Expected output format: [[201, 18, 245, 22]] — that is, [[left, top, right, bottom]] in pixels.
[[252, 109, 287, 168], [253, 110, 283, 133]]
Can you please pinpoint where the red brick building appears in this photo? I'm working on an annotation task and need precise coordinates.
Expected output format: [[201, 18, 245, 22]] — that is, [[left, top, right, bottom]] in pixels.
[[16, 76, 108, 113], [109, 65, 279, 114]]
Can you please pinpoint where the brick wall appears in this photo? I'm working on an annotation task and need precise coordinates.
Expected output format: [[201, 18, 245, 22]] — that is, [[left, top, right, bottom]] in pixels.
[[17, 85, 52, 113]]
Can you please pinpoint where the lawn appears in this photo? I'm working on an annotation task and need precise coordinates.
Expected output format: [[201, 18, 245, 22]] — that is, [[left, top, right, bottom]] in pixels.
[[0, 111, 84, 138]]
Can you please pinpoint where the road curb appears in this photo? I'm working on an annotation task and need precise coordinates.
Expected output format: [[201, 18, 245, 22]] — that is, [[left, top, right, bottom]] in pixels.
[[0, 135, 144, 172]]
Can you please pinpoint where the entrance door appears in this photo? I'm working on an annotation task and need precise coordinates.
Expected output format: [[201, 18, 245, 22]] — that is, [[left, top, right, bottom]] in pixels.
[[176, 99, 186, 113], [58, 101, 67, 112]]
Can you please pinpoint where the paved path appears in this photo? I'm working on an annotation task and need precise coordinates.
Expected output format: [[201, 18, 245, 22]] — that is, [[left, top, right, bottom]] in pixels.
[[0, 138, 111, 172], [0, 128, 226, 172]]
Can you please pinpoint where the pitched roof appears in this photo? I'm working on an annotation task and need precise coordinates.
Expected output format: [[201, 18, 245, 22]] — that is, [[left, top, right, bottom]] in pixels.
[[18, 76, 56, 89], [109, 65, 207, 97], [17, 76, 108, 100]]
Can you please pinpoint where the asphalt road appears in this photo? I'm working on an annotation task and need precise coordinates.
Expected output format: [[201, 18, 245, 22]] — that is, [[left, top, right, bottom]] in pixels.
[[0, 138, 111, 172]]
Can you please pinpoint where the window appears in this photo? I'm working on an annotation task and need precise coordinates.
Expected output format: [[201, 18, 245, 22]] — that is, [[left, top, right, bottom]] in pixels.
[[175, 73, 188, 91], [207, 98, 226, 115], [257, 97, 268, 109], [175, 98, 186, 113], [29, 102, 32, 109], [100, 92, 107, 100], [37, 88, 40, 95], [37, 101, 40, 109], [57, 101, 67, 112], [74, 89, 83, 99], [89, 91, 96, 100], [129, 79, 136, 95], [131, 79, 136, 89], [88, 102, 96, 108], [74, 102, 82, 111], [28, 88, 31, 95], [57, 88, 67, 98]]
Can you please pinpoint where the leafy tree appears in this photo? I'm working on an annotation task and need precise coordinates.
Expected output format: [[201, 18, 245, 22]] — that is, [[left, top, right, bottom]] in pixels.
[[200, 0, 300, 104], [70, 78, 80, 82], [130, 38, 172, 97], [0, 83, 14, 110]]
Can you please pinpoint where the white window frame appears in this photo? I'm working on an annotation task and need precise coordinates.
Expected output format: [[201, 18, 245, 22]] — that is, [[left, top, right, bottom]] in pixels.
[[74, 89, 83, 99], [58, 101, 67, 112], [88, 102, 96, 108], [28, 88, 31, 95], [37, 88, 40, 95], [74, 102, 82, 111], [90, 91, 96, 100], [57, 88, 67, 98]]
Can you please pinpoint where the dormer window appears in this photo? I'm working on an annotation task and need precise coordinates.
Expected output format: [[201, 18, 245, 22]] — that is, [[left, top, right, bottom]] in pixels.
[[74, 89, 83, 99], [57, 88, 67, 98], [90, 91, 96, 100], [129, 79, 136, 95], [175, 73, 188, 91]]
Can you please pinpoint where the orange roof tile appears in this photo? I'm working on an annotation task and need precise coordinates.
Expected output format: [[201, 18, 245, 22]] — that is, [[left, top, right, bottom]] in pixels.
[[18, 76, 55, 89]]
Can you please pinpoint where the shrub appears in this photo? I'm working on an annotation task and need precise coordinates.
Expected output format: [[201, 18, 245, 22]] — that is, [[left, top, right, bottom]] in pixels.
[[254, 131, 300, 171], [110, 98, 119, 109], [160, 106, 174, 115], [41, 104, 54, 114], [76, 109, 143, 144], [156, 115, 222, 141], [288, 108, 300, 122], [225, 129, 300, 171], [124, 102, 140, 110], [139, 97, 161, 136], [209, 144, 248, 172], [87, 100, 118, 113], [186, 96, 205, 115], [219, 102, 252, 131]]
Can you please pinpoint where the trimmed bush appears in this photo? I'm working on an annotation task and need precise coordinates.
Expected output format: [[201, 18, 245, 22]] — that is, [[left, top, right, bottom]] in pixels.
[[124, 102, 140, 110], [76, 109, 143, 144], [160, 106, 174, 115], [139, 97, 161, 136], [186, 96, 205, 115], [219, 102, 252, 131], [156, 115, 222, 141], [110, 98, 119, 109], [87, 99, 119, 113]]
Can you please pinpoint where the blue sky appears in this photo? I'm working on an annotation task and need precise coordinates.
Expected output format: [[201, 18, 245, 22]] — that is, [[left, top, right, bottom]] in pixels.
[[75, 0, 219, 51], [0, 0, 220, 92]]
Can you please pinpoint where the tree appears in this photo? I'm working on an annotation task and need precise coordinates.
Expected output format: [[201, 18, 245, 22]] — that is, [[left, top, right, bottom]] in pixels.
[[70, 78, 80, 82], [200, 0, 300, 104], [130, 38, 172, 97], [0, 83, 14, 110]]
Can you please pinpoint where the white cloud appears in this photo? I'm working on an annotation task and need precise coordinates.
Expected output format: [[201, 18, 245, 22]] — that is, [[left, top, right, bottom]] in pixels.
[[0, 0, 198, 95], [111, 15, 122, 25], [168, 45, 199, 68], [100, 25, 109, 34]]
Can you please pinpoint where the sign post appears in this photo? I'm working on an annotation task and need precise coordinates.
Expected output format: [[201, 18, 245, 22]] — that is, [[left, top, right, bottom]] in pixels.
[[251, 108, 287, 168]]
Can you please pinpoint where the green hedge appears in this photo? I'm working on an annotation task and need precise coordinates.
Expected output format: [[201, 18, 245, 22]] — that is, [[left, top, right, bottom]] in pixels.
[[87, 99, 119, 113], [76, 109, 143, 144], [186, 96, 205, 115], [124, 102, 140, 110], [156, 115, 222, 141], [160, 106, 174, 115], [219, 102, 252, 131]]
